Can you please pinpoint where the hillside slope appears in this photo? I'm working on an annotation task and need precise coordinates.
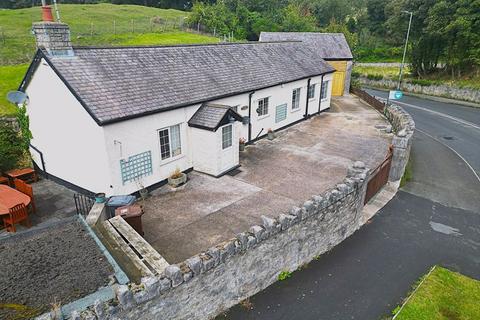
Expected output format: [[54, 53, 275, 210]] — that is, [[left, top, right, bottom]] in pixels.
[[0, 4, 219, 115], [0, 3, 218, 65]]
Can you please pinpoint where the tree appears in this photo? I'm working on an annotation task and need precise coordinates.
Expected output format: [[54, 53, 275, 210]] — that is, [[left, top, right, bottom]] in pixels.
[[280, 3, 316, 32], [322, 19, 358, 52]]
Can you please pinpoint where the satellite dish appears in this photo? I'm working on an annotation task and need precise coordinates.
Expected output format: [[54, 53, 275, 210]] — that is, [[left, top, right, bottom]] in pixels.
[[7, 91, 28, 105]]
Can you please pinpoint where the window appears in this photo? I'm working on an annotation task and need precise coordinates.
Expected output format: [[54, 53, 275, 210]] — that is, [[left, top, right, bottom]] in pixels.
[[222, 125, 232, 149], [308, 84, 316, 99], [292, 88, 301, 110], [321, 81, 329, 100], [159, 124, 182, 160], [257, 97, 269, 116]]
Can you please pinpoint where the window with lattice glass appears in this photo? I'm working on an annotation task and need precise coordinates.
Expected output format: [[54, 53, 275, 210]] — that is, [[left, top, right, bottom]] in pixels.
[[308, 84, 316, 99], [257, 97, 269, 116], [159, 124, 181, 160], [321, 81, 329, 100], [292, 88, 301, 110], [222, 125, 232, 149]]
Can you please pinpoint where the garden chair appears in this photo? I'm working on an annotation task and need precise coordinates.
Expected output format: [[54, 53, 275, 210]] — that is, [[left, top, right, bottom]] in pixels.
[[4, 203, 31, 233], [13, 178, 36, 214]]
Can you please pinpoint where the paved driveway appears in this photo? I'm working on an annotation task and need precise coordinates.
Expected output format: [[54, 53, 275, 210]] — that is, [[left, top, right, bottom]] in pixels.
[[142, 96, 392, 263]]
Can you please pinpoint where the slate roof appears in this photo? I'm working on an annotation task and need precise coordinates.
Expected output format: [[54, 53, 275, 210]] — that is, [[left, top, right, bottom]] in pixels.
[[259, 32, 353, 60], [188, 103, 242, 131], [30, 41, 334, 125]]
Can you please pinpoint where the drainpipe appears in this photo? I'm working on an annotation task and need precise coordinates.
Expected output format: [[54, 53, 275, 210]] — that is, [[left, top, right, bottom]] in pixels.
[[248, 91, 255, 142], [317, 74, 324, 113], [304, 78, 311, 118]]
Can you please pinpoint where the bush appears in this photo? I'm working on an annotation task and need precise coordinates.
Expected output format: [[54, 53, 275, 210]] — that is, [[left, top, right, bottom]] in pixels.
[[367, 74, 384, 81], [409, 79, 437, 87], [278, 270, 292, 281], [0, 121, 25, 172]]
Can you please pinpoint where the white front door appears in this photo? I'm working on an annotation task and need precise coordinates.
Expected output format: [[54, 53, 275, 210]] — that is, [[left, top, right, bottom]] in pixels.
[[220, 124, 235, 172]]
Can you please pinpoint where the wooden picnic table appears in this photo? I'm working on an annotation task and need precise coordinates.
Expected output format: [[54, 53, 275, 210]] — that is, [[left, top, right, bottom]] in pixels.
[[0, 185, 31, 216]]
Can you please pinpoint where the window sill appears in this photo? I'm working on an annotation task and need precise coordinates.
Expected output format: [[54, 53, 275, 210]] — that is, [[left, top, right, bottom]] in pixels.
[[257, 114, 270, 121], [291, 108, 301, 113], [160, 154, 185, 167], [321, 98, 328, 102]]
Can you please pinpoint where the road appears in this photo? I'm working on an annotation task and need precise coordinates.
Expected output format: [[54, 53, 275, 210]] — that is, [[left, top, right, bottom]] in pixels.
[[219, 91, 480, 320]]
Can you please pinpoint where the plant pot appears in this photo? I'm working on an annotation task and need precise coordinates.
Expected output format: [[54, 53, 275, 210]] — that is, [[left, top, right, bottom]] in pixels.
[[139, 188, 149, 200], [239, 143, 245, 151], [95, 192, 106, 203], [168, 172, 187, 188], [267, 131, 275, 140]]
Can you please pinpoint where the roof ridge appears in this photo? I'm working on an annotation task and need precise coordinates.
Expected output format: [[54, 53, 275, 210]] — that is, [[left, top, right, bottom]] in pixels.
[[72, 40, 303, 50]]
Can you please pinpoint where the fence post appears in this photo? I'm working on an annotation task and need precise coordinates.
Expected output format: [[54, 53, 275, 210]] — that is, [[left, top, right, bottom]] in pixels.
[[131, 19, 134, 33], [90, 22, 93, 37], [0, 27, 5, 45], [113, 20, 116, 35], [197, 22, 200, 32]]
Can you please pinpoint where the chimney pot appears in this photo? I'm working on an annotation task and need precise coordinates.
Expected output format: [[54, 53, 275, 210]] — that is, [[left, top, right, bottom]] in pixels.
[[41, 6, 54, 22]]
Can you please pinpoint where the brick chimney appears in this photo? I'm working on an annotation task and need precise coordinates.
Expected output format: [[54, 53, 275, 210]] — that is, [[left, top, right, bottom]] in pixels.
[[32, 6, 73, 57]]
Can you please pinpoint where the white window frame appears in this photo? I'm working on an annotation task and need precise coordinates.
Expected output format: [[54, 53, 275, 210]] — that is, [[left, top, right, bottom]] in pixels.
[[292, 88, 301, 111], [321, 81, 329, 101], [308, 84, 316, 100], [257, 97, 270, 118], [221, 124, 233, 150], [158, 124, 182, 163]]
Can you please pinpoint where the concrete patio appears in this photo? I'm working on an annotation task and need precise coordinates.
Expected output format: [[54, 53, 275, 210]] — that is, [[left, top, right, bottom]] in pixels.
[[142, 95, 393, 263], [0, 179, 77, 238]]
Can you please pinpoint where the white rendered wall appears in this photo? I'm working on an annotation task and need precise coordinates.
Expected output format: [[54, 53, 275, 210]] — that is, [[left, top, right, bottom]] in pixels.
[[190, 123, 240, 177], [102, 106, 197, 195], [25, 59, 111, 193], [190, 128, 218, 176], [320, 73, 334, 111]]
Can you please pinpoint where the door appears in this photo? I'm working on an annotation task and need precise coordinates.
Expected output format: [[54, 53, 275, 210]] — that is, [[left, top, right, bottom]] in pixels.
[[328, 61, 347, 96], [220, 124, 235, 172]]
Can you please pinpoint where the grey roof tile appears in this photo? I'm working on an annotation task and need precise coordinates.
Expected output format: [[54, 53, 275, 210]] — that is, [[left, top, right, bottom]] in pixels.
[[46, 42, 334, 125], [259, 32, 353, 60]]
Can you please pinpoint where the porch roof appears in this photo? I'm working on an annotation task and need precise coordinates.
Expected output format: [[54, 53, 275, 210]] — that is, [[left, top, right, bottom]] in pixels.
[[188, 103, 243, 131]]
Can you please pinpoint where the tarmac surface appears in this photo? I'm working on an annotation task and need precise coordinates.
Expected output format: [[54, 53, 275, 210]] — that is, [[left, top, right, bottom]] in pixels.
[[219, 91, 480, 320]]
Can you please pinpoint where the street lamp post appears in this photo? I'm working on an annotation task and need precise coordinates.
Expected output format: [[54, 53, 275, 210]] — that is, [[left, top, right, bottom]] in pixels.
[[397, 10, 413, 90]]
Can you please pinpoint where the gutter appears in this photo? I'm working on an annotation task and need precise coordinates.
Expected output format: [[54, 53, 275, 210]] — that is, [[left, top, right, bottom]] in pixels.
[[317, 74, 324, 114], [304, 78, 311, 118], [248, 91, 255, 142]]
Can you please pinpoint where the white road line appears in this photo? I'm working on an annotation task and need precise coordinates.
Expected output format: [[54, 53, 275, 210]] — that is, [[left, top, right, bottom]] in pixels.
[[376, 96, 480, 131], [416, 128, 480, 184]]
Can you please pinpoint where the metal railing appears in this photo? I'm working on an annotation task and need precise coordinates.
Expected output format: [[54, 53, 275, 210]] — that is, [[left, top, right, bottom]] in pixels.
[[351, 87, 387, 113], [74, 193, 95, 216]]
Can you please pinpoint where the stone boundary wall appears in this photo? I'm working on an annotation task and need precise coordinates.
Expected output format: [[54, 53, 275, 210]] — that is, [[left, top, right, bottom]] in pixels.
[[43, 164, 370, 320], [383, 103, 415, 181], [358, 77, 480, 104]]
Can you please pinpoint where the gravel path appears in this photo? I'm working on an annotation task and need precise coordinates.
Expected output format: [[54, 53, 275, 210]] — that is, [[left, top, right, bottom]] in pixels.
[[0, 219, 114, 319]]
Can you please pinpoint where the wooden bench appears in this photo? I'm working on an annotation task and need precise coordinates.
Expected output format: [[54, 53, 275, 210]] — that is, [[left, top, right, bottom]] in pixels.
[[0, 176, 9, 186], [103, 216, 169, 277], [6, 168, 38, 184]]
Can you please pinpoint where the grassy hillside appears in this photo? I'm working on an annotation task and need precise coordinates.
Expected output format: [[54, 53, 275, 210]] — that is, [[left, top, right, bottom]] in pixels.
[[0, 3, 219, 65], [0, 4, 219, 116]]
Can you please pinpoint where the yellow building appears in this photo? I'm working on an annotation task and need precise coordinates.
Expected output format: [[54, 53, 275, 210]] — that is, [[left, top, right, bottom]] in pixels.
[[259, 32, 353, 96]]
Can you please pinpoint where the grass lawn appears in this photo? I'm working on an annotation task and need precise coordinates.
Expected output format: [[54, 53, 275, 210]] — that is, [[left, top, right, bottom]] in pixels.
[[0, 4, 210, 64], [0, 64, 28, 116], [394, 266, 480, 320]]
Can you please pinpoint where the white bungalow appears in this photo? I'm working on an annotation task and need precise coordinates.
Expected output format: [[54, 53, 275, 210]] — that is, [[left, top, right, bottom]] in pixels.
[[19, 21, 334, 196]]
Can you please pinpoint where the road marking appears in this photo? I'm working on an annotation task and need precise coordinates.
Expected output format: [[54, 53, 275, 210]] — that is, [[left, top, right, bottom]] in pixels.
[[416, 128, 480, 184], [375, 96, 480, 131]]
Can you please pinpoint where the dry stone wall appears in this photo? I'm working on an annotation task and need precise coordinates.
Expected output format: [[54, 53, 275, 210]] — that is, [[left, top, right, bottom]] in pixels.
[[52, 164, 370, 320], [358, 77, 480, 104], [383, 104, 415, 181]]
